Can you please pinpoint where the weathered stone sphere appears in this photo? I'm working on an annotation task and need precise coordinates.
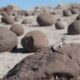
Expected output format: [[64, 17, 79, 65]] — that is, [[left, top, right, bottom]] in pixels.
[[22, 19, 32, 24], [71, 8, 78, 14], [76, 14, 80, 20], [14, 16, 21, 22], [24, 11, 32, 16], [1, 15, 14, 24], [68, 20, 80, 35], [0, 27, 18, 52], [21, 31, 49, 52], [37, 13, 55, 26], [63, 10, 72, 17], [10, 24, 24, 36], [55, 19, 66, 29]]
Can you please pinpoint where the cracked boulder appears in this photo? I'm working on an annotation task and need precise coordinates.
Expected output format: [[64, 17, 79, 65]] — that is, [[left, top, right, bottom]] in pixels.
[[2, 43, 80, 80], [22, 19, 33, 24]]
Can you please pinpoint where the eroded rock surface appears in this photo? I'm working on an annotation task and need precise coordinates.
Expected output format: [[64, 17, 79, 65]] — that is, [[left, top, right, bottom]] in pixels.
[[2, 43, 80, 80]]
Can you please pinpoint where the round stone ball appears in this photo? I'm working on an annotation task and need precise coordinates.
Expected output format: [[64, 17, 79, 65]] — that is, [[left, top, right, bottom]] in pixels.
[[55, 19, 66, 29], [0, 27, 18, 52], [10, 24, 24, 36], [68, 20, 80, 35], [22, 19, 32, 24], [14, 16, 21, 22], [63, 10, 72, 17], [37, 13, 55, 26], [1, 15, 14, 24], [21, 31, 49, 52], [71, 8, 78, 14], [76, 14, 80, 20]]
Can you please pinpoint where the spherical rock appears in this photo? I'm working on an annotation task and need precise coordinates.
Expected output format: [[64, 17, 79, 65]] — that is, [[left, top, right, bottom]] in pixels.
[[0, 27, 18, 52], [21, 31, 49, 52], [1, 15, 14, 24], [14, 16, 21, 22], [37, 13, 55, 26], [71, 8, 78, 14], [68, 20, 80, 35], [10, 24, 24, 36], [22, 19, 32, 24], [63, 10, 72, 17], [55, 19, 66, 29]]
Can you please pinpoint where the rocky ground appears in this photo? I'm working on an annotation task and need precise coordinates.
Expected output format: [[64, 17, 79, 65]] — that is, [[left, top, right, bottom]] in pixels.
[[0, 4, 80, 79]]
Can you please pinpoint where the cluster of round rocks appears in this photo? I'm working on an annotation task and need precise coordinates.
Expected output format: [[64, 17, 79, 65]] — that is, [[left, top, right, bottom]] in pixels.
[[0, 4, 80, 80], [0, 26, 49, 53], [0, 10, 80, 53]]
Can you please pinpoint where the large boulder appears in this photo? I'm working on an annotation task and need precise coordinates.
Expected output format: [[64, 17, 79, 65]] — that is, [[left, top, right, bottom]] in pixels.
[[21, 31, 49, 52], [10, 24, 24, 36], [37, 13, 56, 26], [1, 15, 14, 24], [2, 43, 80, 80], [68, 20, 80, 35], [0, 27, 18, 52]]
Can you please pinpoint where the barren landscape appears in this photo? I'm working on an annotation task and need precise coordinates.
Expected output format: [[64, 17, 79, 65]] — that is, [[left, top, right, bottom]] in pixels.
[[0, 4, 80, 80]]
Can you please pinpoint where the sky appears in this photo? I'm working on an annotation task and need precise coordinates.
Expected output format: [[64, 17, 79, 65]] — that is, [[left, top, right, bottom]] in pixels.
[[0, 0, 80, 10]]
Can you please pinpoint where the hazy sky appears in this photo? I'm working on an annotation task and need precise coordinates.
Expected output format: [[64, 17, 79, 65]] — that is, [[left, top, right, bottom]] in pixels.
[[0, 0, 80, 10]]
